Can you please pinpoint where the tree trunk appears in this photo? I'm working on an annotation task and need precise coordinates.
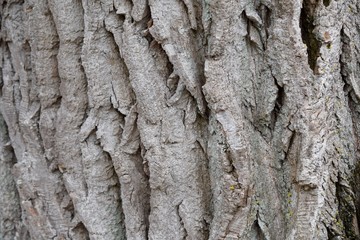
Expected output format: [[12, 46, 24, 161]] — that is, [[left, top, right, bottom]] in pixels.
[[1, 0, 360, 239]]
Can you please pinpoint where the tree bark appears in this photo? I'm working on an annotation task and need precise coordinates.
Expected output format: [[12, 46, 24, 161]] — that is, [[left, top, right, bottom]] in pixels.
[[1, 0, 360, 239]]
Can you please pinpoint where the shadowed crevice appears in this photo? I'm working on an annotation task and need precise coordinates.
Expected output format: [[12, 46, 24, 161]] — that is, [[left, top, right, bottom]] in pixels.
[[72, 222, 90, 240], [350, 162, 360, 238], [323, 0, 330, 7], [270, 75, 285, 131], [336, 176, 359, 239], [337, 26, 360, 239], [251, 220, 266, 240], [300, 0, 321, 73], [102, 150, 127, 238]]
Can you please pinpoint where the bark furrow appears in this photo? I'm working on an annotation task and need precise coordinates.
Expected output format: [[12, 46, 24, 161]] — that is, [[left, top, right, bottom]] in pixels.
[[1, 0, 360, 239]]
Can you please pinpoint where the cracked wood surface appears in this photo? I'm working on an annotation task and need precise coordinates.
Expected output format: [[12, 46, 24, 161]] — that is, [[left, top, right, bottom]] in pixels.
[[1, 0, 360, 239]]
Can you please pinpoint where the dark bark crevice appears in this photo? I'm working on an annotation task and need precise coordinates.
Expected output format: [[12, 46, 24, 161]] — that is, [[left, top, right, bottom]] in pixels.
[[326, 225, 337, 240], [72, 222, 90, 240], [340, 24, 360, 237], [336, 174, 359, 239], [300, 0, 321, 73], [79, 63, 90, 125], [284, 131, 296, 164], [270, 73, 285, 132], [350, 162, 360, 238], [339, 26, 358, 102], [251, 219, 266, 240], [323, 0, 331, 7]]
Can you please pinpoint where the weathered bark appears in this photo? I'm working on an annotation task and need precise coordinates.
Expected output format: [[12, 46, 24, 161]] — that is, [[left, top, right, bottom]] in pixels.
[[1, 0, 360, 239]]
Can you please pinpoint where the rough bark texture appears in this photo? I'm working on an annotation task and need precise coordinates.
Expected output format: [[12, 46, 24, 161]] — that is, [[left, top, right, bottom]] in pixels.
[[1, 0, 360, 239]]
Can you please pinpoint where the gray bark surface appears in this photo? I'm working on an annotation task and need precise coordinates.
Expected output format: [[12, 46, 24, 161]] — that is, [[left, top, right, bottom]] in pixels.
[[1, 0, 360, 239]]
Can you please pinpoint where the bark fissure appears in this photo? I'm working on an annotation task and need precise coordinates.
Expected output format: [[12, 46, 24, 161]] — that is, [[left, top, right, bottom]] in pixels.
[[323, 0, 331, 7], [270, 79, 285, 132], [2, 0, 360, 239], [300, 0, 321, 72], [336, 174, 359, 239], [251, 220, 266, 240], [340, 15, 360, 236]]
